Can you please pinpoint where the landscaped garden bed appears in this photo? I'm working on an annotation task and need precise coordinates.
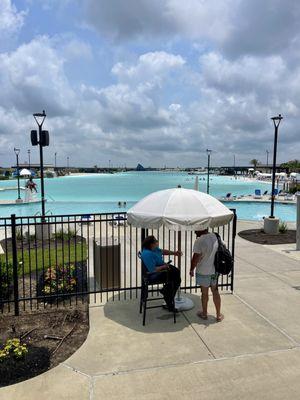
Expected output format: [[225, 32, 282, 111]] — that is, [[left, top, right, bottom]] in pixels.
[[0, 231, 87, 275], [0, 305, 89, 387], [239, 229, 296, 245], [37, 261, 87, 303], [0, 230, 88, 309]]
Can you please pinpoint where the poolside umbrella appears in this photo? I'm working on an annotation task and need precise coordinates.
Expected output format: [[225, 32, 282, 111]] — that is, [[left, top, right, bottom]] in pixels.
[[127, 188, 233, 231], [127, 188, 233, 310], [20, 168, 31, 176]]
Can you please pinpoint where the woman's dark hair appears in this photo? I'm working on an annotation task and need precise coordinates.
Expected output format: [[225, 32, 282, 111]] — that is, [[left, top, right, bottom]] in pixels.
[[142, 235, 157, 250]]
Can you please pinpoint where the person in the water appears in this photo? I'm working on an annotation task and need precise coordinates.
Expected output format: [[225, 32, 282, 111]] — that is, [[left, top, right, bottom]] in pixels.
[[26, 177, 37, 193]]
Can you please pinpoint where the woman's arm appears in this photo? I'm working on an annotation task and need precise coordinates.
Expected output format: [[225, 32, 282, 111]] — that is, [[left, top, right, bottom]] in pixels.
[[162, 249, 182, 257], [155, 264, 170, 272]]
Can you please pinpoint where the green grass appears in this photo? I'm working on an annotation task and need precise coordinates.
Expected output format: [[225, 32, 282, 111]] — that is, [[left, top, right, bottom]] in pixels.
[[0, 242, 87, 275]]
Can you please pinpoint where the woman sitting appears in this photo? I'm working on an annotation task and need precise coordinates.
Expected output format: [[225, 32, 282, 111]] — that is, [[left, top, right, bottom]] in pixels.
[[141, 235, 181, 312]]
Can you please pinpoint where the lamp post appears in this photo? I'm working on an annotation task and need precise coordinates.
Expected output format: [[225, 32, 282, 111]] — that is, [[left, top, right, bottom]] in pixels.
[[54, 152, 57, 171], [67, 156, 69, 171], [28, 149, 31, 170], [233, 154, 236, 178], [266, 150, 269, 167], [270, 114, 283, 218], [31, 110, 49, 219], [14, 148, 21, 201], [206, 149, 212, 194]]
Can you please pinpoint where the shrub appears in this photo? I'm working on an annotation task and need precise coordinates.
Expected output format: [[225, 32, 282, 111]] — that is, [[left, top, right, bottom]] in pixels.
[[289, 184, 300, 194], [0, 338, 28, 362], [42, 263, 77, 295], [279, 220, 288, 234], [0, 260, 13, 301], [52, 229, 77, 241]]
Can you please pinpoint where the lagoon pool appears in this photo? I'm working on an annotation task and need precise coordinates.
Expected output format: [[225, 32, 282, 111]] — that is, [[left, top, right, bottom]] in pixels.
[[0, 172, 296, 221]]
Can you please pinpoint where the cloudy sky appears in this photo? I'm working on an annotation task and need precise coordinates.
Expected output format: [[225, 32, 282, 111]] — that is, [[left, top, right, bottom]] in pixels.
[[0, 0, 299, 168]]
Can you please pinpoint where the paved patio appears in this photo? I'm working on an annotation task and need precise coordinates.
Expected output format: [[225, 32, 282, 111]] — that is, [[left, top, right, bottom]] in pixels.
[[1, 220, 300, 399]]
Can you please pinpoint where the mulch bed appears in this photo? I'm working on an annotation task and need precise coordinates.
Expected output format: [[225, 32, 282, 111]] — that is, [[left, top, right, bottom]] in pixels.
[[238, 229, 296, 245], [1, 235, 85, 251], [0, 304, 89, 387]]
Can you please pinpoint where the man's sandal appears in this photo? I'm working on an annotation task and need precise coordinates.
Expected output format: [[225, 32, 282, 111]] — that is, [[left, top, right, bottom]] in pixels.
[[196, 311, 208, 320]]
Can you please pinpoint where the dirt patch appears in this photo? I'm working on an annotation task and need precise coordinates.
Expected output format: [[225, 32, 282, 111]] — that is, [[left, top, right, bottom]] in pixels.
[[238, 229, 296, 245], [0, 304, 89, 387]]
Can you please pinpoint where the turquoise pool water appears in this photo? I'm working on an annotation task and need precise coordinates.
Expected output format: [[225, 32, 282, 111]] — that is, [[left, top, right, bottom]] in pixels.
[[0, 172, 296, 221]]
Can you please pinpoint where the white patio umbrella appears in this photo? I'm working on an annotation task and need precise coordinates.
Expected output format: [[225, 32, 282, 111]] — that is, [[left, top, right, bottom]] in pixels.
[[20, 168, 31, 176], [127, 188, 233, 310], [128, 188, 233, 231]]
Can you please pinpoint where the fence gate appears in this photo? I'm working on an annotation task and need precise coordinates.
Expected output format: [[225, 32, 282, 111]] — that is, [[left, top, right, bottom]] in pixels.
[[0, 210, 236, 315]]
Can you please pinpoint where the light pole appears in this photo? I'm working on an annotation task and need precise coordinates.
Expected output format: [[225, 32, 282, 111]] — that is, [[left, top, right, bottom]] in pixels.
[[28, 149, 31, 170], [233, 154, 236, 178], [206, 149, 212, 194], [67, 156, 69, 171], [31, 110, 49, 218], [54, 152, 57, 171], [14, 148, 21, 200], [270, 114, 283, 218], [266, 150, 269, 167]]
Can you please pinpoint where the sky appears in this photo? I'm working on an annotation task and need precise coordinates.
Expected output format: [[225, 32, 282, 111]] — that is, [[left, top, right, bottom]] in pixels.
[[0, 0, 299, 168]]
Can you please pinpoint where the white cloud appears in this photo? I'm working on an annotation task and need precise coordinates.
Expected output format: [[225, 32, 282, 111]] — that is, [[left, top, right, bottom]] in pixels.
[[1, 1, 300, 167], [0, 36, 76, 116], [84, 0, 300, 61], [62, 38, 93, 61], [84, 0, 233, 43], [0, 0, 26, 37], [112, 51, 185, 87]]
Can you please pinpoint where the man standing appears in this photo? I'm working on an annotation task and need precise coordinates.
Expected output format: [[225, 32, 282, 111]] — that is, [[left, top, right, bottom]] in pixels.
[[190, 229, 224, 322]]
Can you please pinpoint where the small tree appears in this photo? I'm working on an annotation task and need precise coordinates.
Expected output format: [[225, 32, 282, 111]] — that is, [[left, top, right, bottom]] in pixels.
[[250, 159, 260, 170]]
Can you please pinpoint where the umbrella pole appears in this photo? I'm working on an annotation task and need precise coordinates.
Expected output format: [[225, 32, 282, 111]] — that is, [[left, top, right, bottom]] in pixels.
[[175, 231, 194, 311], [176, 231, 182, 301]]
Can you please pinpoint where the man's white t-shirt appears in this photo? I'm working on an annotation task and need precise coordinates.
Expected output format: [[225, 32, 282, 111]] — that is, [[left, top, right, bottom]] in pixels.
[[193, 233, 218, 275]]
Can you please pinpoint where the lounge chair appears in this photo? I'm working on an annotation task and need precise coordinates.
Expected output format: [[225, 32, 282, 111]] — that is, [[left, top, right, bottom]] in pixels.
[[223, 193, 233, 201], [80, 214, 92, 224], [111, 215, 127, 227], [269, 188, 279, 200], [254, 189, 262, 199], [284, 194, 295, 201]]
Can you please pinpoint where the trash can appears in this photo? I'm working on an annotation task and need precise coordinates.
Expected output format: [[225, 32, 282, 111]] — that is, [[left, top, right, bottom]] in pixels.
[[93, 238, 121, 290]]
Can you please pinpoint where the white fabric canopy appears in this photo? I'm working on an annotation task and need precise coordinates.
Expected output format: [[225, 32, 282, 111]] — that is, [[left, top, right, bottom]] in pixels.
[[20, 168, 31, 176], [127, 188, 234, 231]]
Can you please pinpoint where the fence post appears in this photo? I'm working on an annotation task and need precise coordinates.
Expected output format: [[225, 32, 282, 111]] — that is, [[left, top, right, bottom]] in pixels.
[[231, 210, 237, 292], [11, 214, 19, 316]]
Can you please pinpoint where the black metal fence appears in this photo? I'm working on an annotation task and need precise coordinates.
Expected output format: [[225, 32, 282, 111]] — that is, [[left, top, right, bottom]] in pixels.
[[0, 210, 236, 315]]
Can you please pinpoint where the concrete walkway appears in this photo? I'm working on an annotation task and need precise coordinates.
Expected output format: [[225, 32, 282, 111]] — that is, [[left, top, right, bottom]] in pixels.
[[1, 221, 300, 399]]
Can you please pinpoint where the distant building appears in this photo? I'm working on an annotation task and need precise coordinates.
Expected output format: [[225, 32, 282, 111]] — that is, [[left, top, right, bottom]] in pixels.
[[11, 163, 54, 172], [136, 163, 145, 171]]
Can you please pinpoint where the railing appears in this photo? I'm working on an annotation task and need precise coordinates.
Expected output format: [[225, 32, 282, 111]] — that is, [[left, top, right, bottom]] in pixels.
[[0, 210, 237, 315]]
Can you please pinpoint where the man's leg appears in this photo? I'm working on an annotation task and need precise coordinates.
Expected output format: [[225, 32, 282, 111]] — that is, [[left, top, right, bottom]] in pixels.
[[211, 285, 223, 321], [199, 286, 209, 319]]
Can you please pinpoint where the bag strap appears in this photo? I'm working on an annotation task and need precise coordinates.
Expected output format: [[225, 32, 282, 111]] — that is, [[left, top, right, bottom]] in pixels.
[[214, 232, 222, 246], [214, 233, 221, 289]]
